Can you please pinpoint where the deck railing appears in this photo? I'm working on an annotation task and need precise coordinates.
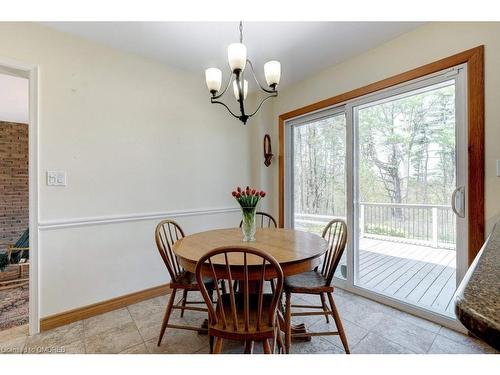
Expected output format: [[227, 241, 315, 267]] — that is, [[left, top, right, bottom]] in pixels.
[[294, 202, 456, 250]]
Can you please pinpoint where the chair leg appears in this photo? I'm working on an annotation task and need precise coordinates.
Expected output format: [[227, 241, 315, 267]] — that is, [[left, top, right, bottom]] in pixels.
[[244, 340, 254, 354], [213, 337, 223, 354], [320, 292, 330, 323], [276, 327, 284, 354], [263, 339, 271, 354], [157, 288, 177, 346], [180, 289, 188, 318], [327, 292, 350, 354], [209, 335, 214, 354], [285, 291, 291, 354]]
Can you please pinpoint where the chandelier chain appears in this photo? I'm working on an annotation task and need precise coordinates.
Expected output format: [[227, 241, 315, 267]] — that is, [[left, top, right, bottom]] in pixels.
[[239, 21, 243, 43]]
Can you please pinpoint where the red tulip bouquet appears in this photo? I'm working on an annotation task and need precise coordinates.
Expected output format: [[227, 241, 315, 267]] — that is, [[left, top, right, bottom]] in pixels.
[[232, 186, 266, 242]]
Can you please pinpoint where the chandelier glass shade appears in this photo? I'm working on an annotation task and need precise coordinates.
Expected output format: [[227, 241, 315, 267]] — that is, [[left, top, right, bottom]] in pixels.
[[205, 22, 281, 125]]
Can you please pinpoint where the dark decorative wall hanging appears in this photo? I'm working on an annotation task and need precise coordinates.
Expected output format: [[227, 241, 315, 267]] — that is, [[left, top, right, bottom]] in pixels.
[[263, 134, 273, 167]]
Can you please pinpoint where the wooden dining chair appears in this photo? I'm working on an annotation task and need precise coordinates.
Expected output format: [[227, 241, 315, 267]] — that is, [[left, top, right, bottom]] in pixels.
[[155, 219, 215, 346], [239, 212, 277, 229], [195, 246, 284, 354], [284, 218, 350, 354]]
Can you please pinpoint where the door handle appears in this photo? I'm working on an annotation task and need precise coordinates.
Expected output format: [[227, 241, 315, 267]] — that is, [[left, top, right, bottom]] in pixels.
[[451, 186, 465, 218]]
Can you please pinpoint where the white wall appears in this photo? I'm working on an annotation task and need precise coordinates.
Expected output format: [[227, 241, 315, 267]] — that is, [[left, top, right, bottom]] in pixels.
[[0, 22, 256, 317], [256, 22, 500, 234]]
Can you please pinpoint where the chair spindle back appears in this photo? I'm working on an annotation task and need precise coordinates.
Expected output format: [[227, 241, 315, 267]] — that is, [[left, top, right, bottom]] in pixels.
[[320, 219, 348, 285], [155, 219, 185, 281], [195, 246, 284, 333]]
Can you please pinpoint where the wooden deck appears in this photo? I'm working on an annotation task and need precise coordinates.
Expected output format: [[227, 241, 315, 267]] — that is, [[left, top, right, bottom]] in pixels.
[[358, 238, 456, 317]]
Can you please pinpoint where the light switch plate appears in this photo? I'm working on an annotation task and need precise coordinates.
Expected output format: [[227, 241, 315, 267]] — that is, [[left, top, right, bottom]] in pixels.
[[47, 171, 67, 186], [497, 160, 500, 177]]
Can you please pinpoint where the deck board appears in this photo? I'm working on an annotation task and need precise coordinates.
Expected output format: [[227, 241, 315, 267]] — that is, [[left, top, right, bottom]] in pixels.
[[362, 246, 432, 289], [357, 238, 457, 317], [359, 246, 420, 284], [405, 253, 455, 302], [434, 270, 457, 312], [368, 246, 438, 291], [418, 262, 455, 307]]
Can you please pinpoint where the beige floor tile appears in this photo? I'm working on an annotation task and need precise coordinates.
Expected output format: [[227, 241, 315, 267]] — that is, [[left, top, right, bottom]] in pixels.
[[428, 334, 490, 354], [129, 292, 208, 342], [311, 317, 368, 350], [83, 308, 133, 337], [145, 329, 209, 354], [0, 336, 26, 354], [291, 337, 344, 354], [352, 332, 414, 354], [60, 339, 86, 354], [5, 290, 492, 355], [128, 296, 166, 321], [84, 321, 143, 354], [337, 299, 387, 330], [370, 316, 437, 353], [136, 311, 206, 342], [119, 342, 149, 354], [435, 327, 498, 354], [384, 308, 442, 333], [131, 312, 164, 342], [25, 321, 84, 349], [337, 290, 441, 333], [0, 324, 28, 341]]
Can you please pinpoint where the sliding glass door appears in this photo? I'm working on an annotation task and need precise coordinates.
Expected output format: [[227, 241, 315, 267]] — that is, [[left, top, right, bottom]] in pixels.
[[285, 66, 468, 322], [353, 75, 467, 318], [287, 107, 347, 280]]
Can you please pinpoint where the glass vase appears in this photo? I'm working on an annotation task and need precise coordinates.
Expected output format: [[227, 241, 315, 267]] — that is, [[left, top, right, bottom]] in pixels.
[[240, 206, 257, 242]]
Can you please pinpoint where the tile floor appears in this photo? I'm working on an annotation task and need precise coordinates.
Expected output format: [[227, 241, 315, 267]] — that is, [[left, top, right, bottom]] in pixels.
[[0, 288, 497, 354]]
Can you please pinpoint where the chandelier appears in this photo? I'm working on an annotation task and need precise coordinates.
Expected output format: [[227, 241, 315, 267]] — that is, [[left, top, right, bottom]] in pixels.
[[204, 22, 281, 125]]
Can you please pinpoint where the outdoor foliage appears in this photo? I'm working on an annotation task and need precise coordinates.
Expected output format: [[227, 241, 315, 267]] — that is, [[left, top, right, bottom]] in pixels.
[[293, 82, 455, 216], [293, 82, 456, 245], [358, 82, 455, 206]]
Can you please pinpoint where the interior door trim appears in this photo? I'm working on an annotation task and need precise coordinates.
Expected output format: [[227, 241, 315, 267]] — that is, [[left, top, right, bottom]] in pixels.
[[278, 46, 484, 265]]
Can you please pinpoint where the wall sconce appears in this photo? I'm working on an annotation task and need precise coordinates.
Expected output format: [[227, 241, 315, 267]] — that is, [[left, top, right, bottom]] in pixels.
[[263, 134, 273, 167]]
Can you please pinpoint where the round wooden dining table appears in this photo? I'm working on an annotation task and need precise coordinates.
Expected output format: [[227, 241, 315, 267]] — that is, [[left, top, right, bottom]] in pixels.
[[173, 227, 328, 279], [173, 227, 328, 343]]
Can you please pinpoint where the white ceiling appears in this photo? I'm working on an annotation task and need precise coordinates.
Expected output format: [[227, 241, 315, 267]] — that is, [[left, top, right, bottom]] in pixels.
[[0, 73, 29, 123], [42, 22, 424, 90]]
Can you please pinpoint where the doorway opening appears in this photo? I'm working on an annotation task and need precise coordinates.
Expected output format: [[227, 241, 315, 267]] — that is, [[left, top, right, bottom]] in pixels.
[[0, 58, 38, 335], [0, 72, 30, 331]]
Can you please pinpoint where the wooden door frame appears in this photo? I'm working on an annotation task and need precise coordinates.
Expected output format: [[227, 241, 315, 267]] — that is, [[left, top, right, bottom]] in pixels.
[[278, 46, 484, 265]]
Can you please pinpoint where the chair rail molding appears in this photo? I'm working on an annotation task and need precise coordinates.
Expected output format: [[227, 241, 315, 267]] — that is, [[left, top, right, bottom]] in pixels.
[[38, 207, 240, 231]]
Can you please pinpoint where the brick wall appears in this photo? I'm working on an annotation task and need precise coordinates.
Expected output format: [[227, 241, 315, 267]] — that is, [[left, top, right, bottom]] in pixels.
[[0, 122, 29, 252]]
